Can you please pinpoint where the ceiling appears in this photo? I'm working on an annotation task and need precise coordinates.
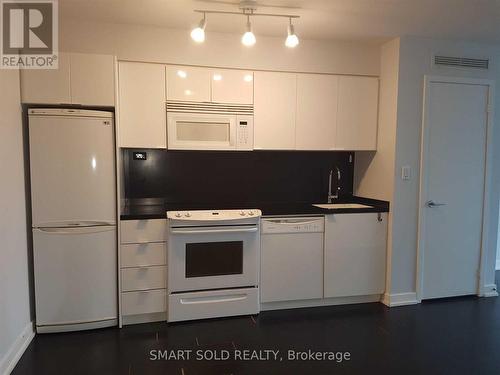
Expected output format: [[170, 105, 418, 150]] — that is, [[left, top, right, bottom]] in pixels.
[[59, 0, 500, 43]]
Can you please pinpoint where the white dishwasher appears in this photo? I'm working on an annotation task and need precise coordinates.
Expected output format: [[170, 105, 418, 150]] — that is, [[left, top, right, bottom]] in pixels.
[[260, 216, 325, 303]]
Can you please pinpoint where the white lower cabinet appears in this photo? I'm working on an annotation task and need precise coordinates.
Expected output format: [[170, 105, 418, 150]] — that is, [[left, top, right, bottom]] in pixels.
[[120, 219, 168, 324], [121, 265, 167, 292], [121, 242, 167, 267], [122, 290, 168, 316], [324, 213, 387, 298]]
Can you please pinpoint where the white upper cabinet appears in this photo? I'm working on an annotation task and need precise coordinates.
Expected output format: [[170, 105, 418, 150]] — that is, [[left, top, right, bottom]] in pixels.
[[21, 53, 114, 106], [211, 69, 253, 104], [254, 71, 296, 150], [70, 53, 115, 106], [118, 62, 166, 149], [336, 76, 379, 150], [21, 53, 71, 104], [166, 65, 210, 102], [296, 74, 339, 150], [324, 213, 387, 298]]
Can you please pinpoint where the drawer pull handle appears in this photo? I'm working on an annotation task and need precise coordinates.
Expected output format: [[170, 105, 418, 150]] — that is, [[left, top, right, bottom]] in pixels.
[[180, 294, 247, 305]]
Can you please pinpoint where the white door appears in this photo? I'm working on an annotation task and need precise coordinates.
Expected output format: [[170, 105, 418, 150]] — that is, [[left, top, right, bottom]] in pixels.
[[324, 213, 387, 298], [20, 52, 71, 104], [211, 69, 253, 104], [336, 76, 379, 151], [118, 62, 166, 148], [254, 71, 297, 150], [166, 65, 211, 102], [29, 111, 116, 226], [33, 226, 117, 328], [70, 53, 115, 106], [296, 74, 338, 150], [260, 218, 324, 303], [168, 225, 259, 292], [420, 78, 490, 300]]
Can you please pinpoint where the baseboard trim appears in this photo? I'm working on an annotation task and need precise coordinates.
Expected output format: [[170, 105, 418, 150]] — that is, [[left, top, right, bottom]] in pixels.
[[0, 321, 35, 375], [482, 284, 499, 297], [382, 292, 419, 307], [261, 294, 381, 311], [122, 312, 167, 326]]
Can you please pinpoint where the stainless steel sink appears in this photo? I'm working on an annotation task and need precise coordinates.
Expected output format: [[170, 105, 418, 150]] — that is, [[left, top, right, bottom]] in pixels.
[[313, 203, 372, 209]]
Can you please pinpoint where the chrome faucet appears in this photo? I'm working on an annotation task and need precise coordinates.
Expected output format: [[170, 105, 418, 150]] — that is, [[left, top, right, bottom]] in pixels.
[[328, 166, 341, 203]]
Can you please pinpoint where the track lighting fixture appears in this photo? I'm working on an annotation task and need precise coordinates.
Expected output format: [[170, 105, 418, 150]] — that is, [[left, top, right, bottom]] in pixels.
[[241, 15, 256, 47], [190, 1, 300, 49], [190, 13, 206, 43], [285, 18, 299, 48]]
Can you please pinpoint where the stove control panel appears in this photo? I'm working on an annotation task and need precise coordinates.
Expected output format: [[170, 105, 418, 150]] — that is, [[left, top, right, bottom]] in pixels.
[[167, 209, 262, 221]]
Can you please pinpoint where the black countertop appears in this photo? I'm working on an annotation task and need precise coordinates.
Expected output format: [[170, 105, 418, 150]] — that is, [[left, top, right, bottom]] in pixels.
[[120, 196, 389, 220]]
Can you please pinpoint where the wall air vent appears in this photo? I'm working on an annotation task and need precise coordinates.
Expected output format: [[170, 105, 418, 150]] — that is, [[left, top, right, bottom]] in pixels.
[[434, 55, 489, 70]]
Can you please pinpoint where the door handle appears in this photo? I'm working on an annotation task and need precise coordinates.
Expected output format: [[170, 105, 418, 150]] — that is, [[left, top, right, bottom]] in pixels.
[[170, 226, 258, 235], [426, 200, 446, 208]]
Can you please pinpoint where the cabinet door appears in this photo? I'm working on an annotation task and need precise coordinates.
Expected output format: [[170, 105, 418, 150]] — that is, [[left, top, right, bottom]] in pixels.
[[166, 66, 210, 102], [261, 233, 323, 303], [118, 62, 166, 148], [324, 213, 387, 298], [254, 71, 296, 149], [211, 69, 253, 104], [296, 74, 339, 150], [20, 52, 71, 104], [336, 76, 379, 150], [70, 53, 115, 106]]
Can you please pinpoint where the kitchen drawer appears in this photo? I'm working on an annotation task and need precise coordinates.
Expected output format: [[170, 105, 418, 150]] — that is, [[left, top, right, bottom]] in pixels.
[[121, 289, 167, 316], [168, 287, 259, 322], [121, 266, 167, 292], [120, 219, 167, 244], [121, 242, 167, 268]]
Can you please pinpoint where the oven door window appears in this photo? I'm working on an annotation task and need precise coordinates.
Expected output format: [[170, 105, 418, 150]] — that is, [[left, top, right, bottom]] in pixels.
[[185, 241, 243, 278]]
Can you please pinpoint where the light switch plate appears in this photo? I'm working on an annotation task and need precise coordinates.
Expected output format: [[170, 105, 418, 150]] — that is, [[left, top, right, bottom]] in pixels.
[[401, 165, 411, 180]]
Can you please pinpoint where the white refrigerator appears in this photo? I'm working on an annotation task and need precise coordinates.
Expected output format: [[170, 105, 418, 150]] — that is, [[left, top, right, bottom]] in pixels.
[[29, 108, 117, 333]]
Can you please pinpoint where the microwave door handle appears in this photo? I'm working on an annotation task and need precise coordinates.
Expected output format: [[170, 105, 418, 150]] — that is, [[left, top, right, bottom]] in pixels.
[[170, 227, 258, 235]]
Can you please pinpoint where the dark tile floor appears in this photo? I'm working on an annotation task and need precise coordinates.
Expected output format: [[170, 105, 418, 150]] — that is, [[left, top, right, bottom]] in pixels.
[[13, 274, 500, 375]]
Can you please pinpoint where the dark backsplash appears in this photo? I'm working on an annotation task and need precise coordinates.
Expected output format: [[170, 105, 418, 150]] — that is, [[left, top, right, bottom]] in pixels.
[[122, 149, 355, 205]]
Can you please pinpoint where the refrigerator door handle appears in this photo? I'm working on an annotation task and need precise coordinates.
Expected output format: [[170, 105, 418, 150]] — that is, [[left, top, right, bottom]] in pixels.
[[34, 226, 115, 235], [34, 220, 116, 228]]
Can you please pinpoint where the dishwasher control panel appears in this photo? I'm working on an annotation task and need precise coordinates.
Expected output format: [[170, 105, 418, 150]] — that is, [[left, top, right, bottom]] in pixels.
[[262, 217, 325, 234]]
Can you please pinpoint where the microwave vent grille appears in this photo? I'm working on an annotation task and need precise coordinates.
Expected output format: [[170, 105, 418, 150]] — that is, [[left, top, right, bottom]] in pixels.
[[167, 101, 253, 115]]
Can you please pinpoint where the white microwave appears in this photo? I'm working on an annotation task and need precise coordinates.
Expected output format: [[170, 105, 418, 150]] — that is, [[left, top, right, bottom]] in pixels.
[[167, 102, 254, 151]]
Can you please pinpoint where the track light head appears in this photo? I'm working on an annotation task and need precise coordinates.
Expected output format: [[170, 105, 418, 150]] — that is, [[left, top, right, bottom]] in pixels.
[[241, 16, 256, 47], [191, 14, 207, 43], [285, 19, 299, 48]]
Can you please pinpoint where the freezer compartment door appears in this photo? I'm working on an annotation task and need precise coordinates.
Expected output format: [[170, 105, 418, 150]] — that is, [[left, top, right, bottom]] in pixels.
[[29, 114, 116, 226], [33, 226, 117, 329]]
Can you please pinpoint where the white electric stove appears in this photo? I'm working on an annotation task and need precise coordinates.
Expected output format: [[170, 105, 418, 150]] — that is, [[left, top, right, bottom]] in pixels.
[[167, 209, 262, 322]]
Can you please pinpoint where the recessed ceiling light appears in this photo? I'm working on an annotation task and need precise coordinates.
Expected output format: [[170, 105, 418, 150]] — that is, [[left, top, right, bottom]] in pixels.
[[213, 73, 222, 81], [177, 70, 187, 78], [243, 74, 253, 82]]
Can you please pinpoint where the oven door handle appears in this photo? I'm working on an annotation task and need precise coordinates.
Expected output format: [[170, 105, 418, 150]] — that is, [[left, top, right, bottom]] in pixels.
[[180, 294, 248, 305], [170, 226, 258, 235]]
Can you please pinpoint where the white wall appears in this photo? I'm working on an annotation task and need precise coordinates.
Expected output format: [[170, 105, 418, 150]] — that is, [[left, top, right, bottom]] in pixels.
[[497, 209, 500, 269], [390, 36, 500, 295], [354, 38, 400, 298], [0, 70, 33, 374], [59, 19, 380, 76]]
